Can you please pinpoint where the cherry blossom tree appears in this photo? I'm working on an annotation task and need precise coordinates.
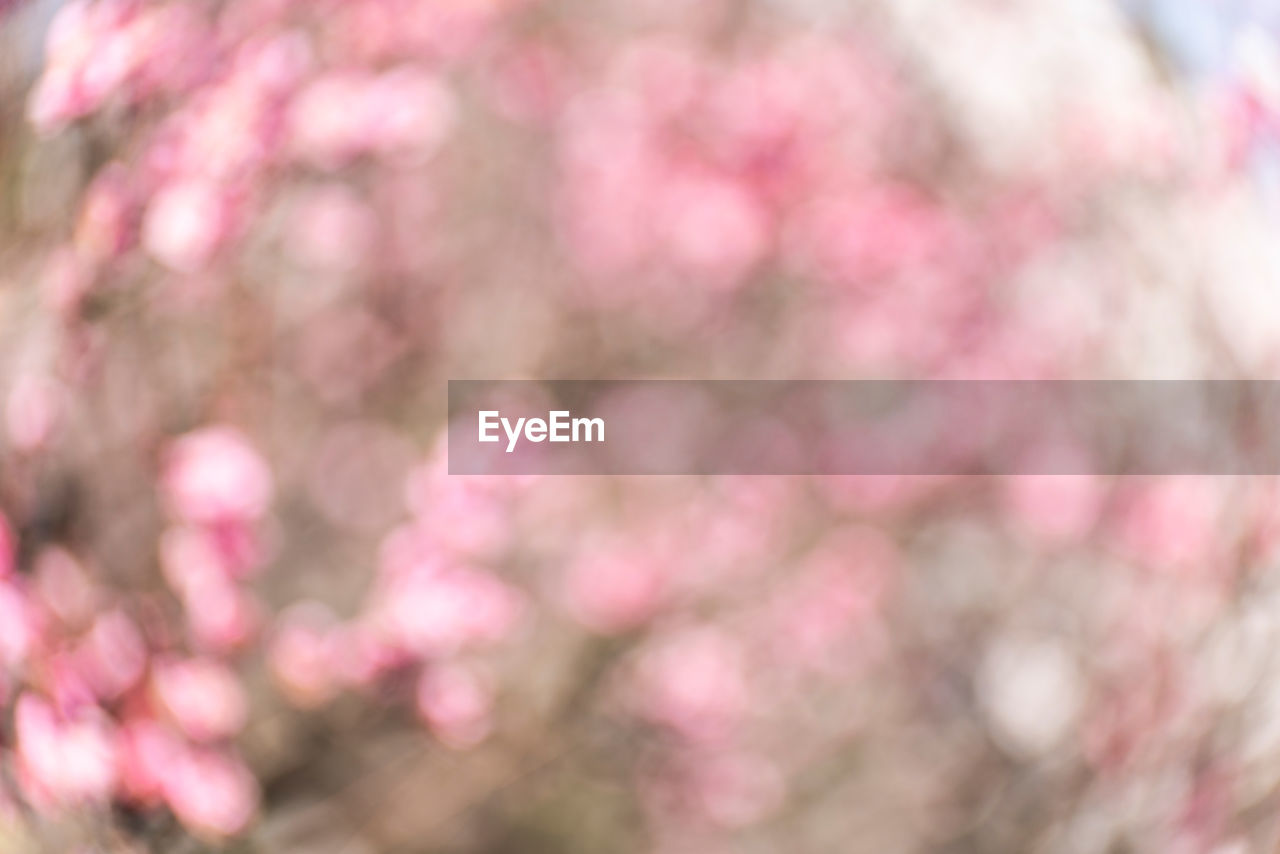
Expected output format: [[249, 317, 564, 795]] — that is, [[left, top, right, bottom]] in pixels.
[[0, 0, 1278, 851]]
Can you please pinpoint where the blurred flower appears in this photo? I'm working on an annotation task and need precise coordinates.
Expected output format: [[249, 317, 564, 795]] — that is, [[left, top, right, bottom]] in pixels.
[[14, 694, 118, 807], [116, 718, 181, 805], [161, 746, 258, 839], [380, 563, 524, 656], [33, 547, 98, 629], [561, 542, 667, 634], [979, 634, 1084, 759], [629, 627, 748, 744], [288, 68, 455, 168], [75, 610, 146, 701], [142, 179, 236, 273], [162, 427, 273, 525], [152, 657, 248, 742], [416, 662, 493, 748], [269, 602, 340, 708]]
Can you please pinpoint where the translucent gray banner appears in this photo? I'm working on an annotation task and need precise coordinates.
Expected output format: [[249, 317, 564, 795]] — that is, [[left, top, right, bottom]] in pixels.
[[447, 381, 1280, 475]]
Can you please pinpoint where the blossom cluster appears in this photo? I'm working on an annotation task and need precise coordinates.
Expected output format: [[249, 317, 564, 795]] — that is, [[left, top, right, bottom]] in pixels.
[[3, 0, 1280, 851]]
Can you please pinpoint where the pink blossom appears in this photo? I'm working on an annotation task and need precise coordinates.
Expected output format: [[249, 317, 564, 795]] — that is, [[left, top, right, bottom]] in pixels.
[[402, 472, 512, 558], [613, 39, 705, 120], [142, 179, 235, 273], [29, 1, 212, 133], [363, 67, 456, 158], [34, 547, 98, 629], [14, 694, 118, 808], [117, 718, 181, 805], [27, 68, 82, 134], [169, 84, 274, 183], [286, 185, 376, 274], [76, 610, 147, 700], [46, 652, 99, 713], [289, 69, 455, 167], [160, 523, 263, 596], [558, 93, 662, 277], [1004, 475, 1106, 544], [561, 544, 666, 634], [630, 628, 748, 743], [162, 528, 261, 650], [160, 525, 228, 595], [416, 663, 493, 748], [236, 31, 314, 97], [762, 529, 895, 669], [183, 577, 261, 652], [26, 0, 132, 132], [162, 746, 258, 839], [269, 602, 340, 708], [1114, 478, 1225, 573], [382, 564, 523, 656], [658, 170, 768, 288], [125, 3, 213, 99], [162, 427, 272, 525], [288, 72, 371, 167], [328, 621, 405, 689], [0, 581, 33, 669], [794, 186, 961, 287], [152, 657, 248, 742], [289, 69, 454, 168]]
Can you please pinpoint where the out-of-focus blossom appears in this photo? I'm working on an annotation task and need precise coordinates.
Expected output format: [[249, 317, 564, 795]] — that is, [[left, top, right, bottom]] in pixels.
[[151, 657, 248, 742], [979, 634, 1084, 758], [116, 718, 181, 805], [561, 542, 667, 634], [759, 527, 895, 670], [0, 582, 34, 670], [1004, 474, 1107, 543], [289, 68, 455, 168], [142, 180, 236, 273], [416, 662, 493, 748], [14, 694, 118, 807], [27, 0, 210, 133], [629, 627, 748, 743], [76, 610, 146, 700], [1114, 477, 1226, 573], [7, 0, 1280, 849], [657, 169, 768, 288], [182, 575, 261, 652], [380, 563, 524, 656], [161, 746, 258, 839], [33, 547, 98, 629], [269, 602, 340, 708], [286, 185, 376, 274], [400, 471, 512, 559], [162, 427, 273, 525]]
